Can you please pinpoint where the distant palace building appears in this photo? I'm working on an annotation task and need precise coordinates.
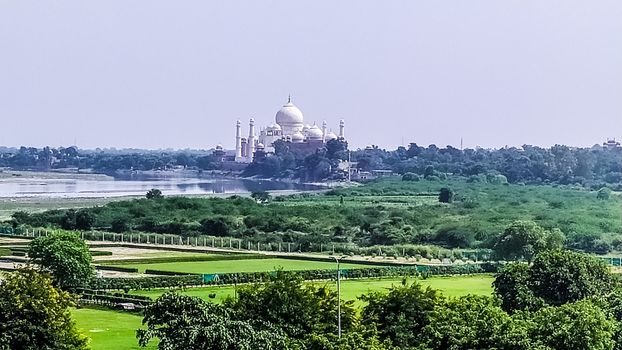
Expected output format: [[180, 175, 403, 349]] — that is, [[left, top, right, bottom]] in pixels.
[[603, 138, 621, 149], [233, 97, 346, 163]]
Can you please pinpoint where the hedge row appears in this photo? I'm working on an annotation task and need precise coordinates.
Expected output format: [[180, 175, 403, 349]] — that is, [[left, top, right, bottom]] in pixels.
[[91, 263, 499, 290], [144, 269, 195, 276], [90, 250, 114, 257], [95, 265, 139, 273], [77, 288, 153, 302], [80, 292, 153, 306], [91, 275, 202, 290], [101, 253, 266, 266]]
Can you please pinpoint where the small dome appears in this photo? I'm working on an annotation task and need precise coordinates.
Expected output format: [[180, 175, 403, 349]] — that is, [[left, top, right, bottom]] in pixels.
[[302, 124, 311, 132], [306, 125, 323, 140], [256, 143, 265, 149], [325, 131, 338, 141], [291, 131, 305, 143], [267, 123, 281, 131], [216, 144, 223, 150]]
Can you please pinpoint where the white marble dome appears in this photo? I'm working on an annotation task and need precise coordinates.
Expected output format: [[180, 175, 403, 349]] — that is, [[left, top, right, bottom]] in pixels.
[[325, 131, 338, 141], [291, 131, 305, 143], [306, 125, 323, 140], [275, 98, 304, 134]]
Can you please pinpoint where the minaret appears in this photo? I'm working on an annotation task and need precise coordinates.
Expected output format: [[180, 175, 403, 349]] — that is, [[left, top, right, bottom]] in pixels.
[[247, 118, 256, 162], [235, 120, 242, 160], [339, 119, 345, 139], [322, 121, 327, 142]]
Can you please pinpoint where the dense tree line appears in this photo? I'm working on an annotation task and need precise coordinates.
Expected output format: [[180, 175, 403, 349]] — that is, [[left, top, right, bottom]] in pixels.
[[354, 143, 622, 189], [0, 146, 221, 172], [1, 142, 620, 186]]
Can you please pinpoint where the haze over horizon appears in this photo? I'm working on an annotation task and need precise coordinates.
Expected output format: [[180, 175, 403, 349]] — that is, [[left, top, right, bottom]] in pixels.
[[1, 1, 620, 151]]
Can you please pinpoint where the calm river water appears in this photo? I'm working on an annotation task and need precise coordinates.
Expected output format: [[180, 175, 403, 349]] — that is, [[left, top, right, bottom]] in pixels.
[[0, 173, 325, 198]]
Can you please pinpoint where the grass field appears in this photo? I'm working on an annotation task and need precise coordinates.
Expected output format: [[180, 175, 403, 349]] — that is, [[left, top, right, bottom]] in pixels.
[[119, 258, 378, 274], [131, 275, 494, 305], [72, 308, 157, 350]]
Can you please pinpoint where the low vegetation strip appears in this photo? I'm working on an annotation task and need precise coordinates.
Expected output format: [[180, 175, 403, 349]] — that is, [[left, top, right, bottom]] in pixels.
[[98, 253, 268, 266], [91, 262, 496, 290], [117, 258, 380, 274]]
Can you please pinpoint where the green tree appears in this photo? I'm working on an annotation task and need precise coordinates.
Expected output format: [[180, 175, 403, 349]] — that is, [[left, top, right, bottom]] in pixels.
[[74, 210, 95, 230], [110, 217, 130, 233], [360, 280, 441, 348], [225, 270, 355, 339], [421, 295, 531, 349], [0, 268, 89, 350], [401, 172, 420, 181], [493, 220, 563, 262], [200, 216, 237, 236], [528, 300, 616, 350], [251, 191, 272, 203], [10, 210, 30, 227], [528, 249, 616, 307], [297, 331, 392, 350], [493, 263, 545, 313], [597, 187, 612, 200], [138, 292, 288, 350], [438, 187, 453, 203], [28, 231, 94, 290], [145, 188, 163, 199], [494, 250, 616, 313]]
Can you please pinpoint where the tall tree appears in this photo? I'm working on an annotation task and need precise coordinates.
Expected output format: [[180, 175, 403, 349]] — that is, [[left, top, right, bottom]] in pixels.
[[493, 220, 563, 262], [0, 268, 89, 350], [138, 292, 288, 350], [28, 231, 94, 290], [225, 270, 355, 339], [494, 250, 617, 313], [360, 280, 441, 348]]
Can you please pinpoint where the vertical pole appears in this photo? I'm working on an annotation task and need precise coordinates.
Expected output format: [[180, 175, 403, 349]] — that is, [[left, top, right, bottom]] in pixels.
[[337, 264, 342, 338]]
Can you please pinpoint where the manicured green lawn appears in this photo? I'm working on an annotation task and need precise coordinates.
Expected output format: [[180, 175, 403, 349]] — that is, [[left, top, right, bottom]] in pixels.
[[132, 275, 494, 305], [72, 308, 157, 350], [120, 258, 376, 274], [74, 275, 493, 349]]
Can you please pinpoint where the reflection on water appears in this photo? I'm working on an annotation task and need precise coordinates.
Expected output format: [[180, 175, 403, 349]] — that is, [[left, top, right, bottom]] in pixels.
[[0, 174, 324, 198]]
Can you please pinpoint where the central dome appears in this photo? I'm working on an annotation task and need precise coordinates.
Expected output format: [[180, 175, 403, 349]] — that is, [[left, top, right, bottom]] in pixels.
[[275, 98, 304, 135]]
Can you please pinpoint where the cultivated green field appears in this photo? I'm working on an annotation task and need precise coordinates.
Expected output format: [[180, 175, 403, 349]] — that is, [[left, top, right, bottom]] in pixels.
[[72, 308, 156, 350], [119, 258, 378, 274], [131, 275, 494, 305]]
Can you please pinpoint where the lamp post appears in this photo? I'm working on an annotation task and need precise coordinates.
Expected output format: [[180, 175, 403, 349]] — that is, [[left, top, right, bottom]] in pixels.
[[333, 255, 346, 339]]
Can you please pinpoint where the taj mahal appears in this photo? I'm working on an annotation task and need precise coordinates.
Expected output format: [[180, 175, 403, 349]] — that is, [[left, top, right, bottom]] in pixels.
[[233, 97, 346, 163]]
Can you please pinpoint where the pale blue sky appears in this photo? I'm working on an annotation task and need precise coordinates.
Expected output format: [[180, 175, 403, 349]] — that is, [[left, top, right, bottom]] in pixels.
[[0, 1, 620, 150]]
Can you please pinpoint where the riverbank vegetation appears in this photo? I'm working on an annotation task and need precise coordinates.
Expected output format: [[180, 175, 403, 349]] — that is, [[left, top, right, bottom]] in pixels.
[[2, 142, 620, 187], [9, 177, 621, 254]]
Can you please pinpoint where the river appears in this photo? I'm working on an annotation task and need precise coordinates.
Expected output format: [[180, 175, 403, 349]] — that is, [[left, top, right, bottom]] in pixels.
[[0, 172, 326, 198]]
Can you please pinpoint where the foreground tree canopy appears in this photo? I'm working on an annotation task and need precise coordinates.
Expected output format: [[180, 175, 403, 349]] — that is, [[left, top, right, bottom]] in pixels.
[[0, 268, 89, 350], [494, 249, 617, 313], [28, 231, 94, 290]]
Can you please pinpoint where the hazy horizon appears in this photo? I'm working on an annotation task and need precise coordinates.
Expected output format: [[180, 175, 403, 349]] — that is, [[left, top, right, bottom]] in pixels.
[[1, 1, 620, 151]]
